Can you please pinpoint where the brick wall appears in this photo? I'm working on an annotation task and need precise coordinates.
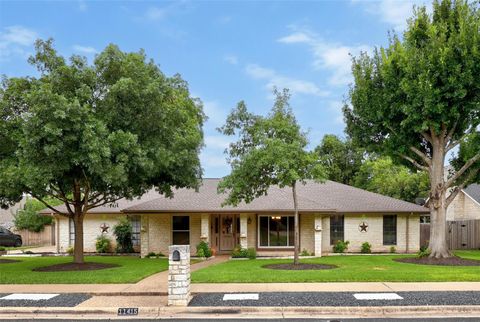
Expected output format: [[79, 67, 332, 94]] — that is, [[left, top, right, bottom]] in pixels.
[[447, 191, 480, 221]]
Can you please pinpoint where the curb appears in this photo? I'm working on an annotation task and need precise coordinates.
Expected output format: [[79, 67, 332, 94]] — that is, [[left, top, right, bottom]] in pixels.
[[1, 305, 480, 319]]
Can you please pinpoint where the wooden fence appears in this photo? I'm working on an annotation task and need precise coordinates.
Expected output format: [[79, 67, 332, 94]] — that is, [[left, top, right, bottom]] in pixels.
[[13, 223, 55, 246], [420, 220, 480, 250]]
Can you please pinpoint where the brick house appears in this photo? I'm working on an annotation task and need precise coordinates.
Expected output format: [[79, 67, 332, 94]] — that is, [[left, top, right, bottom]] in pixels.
[[43, 179, 428, 257], [447, 184, 480, 221]]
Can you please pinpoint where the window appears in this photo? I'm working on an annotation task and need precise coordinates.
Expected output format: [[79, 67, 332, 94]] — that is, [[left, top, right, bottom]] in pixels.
[[258, 215, 294, 247], [172, 216, 190, 245], [129, 216, 141, 246], [420, 215, 430, 224], [383, 215, 397, 245], [69, 218, 75, 246], [330, 215, 344, 245]]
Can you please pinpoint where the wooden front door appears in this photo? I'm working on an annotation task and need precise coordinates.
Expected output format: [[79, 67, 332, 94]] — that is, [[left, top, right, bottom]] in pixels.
[[220, 214, 236, 251]]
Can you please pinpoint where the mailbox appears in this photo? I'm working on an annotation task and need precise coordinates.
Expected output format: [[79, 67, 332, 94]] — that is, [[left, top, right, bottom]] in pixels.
[[172, 250, 181, 261]]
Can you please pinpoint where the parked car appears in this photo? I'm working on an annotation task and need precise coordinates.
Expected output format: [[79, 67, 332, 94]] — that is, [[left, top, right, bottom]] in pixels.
[[0, 227, 22, 247]]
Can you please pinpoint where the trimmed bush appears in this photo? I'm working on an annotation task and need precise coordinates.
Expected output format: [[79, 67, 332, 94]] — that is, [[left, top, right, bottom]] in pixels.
[[196, 241, 212, 258], [113, 217, 134, 253], [66, 246, 74, 255], [390, 246, 396, 253], [247, 247, 256, 259], [333, 240, 350, 253], [196, 248, 206, 258], [361, 242, 372, 254], [231, 245, 249, 258], [95, 235, 112, 253]]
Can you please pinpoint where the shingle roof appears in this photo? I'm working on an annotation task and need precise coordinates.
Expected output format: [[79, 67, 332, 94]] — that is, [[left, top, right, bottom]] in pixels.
[[464, 184, 480, 204], [41, 178, 429, 214]]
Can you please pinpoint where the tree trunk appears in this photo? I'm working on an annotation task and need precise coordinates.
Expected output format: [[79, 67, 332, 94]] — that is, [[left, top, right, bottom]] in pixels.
[[73, 206, 85, 264], [292, 182, 300, 265], [428, 139, 452, 259]]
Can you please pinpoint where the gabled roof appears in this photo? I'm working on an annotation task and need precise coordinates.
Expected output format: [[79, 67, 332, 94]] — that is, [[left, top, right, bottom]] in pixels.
[[41, 179, 428, 214], [464, 184, 480, 205]]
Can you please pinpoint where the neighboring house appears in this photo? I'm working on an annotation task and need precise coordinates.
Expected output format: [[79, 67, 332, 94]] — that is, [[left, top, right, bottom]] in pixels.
[[41, 179, 428, 257], [447, 183, 480, 221], [0, 196, 27, 229]]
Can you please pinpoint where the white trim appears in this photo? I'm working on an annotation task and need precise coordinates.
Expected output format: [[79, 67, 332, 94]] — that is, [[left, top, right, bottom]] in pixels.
[[257, 215, 294, 249], [463, 190, 480, 208]]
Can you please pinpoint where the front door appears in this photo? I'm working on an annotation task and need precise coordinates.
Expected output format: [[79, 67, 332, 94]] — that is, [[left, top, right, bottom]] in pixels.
[[220, 214, 236, 251]]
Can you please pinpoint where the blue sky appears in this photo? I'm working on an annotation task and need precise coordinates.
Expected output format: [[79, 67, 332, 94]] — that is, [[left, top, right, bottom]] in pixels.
[[0, 0, 429, 178]]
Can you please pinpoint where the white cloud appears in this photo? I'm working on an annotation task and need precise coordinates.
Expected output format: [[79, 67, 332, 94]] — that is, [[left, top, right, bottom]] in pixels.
[[328, 100, 345, 125], [72, 45, 97, 54], [0, 26, 37, 60], [145, 7, 167, 21], [204, 135, 231, 150], [353, 0, 431, 31], [203, 100, 227, 127], [200, 152, 229, 169], [245, 64, 329, 97], [278, 29, 371, 86], [224, 54, 238, 65]]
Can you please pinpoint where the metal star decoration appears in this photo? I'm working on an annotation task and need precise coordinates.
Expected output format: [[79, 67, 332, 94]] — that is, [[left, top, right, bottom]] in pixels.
[[359, 222, 368, 232], [100, 223, 110, 233]]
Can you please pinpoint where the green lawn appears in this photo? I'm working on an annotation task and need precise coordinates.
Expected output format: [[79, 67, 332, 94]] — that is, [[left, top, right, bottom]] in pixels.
[[0, 256, 169, 284], [192, 251, 480, 283]]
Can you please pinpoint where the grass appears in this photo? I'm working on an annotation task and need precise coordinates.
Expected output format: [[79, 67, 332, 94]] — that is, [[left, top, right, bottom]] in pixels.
[[2, 245, 39, 251], [0, 256, 169, 284], [192, 250, 480, 283]]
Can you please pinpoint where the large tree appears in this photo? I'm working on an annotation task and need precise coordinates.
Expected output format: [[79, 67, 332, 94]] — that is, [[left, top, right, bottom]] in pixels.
[[314, 134, 364, 185], [218, 89, 326, 265], [344, 0, 480, 258], [0, 39, 204, 263], [353, 157, 430, 203]]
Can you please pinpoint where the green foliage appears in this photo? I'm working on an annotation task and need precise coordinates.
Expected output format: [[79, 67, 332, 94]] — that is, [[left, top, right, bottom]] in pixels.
[[66, 247, 74, 255], [0, 38, 204, 262], [333, 240, 350, 253], [315, 135, 364, 185], [361, 242, 372, 254], [390, 246, 397, 254], [300, 249, 311, 256], [231, 246, 249, 258], [247, 247, 257, 259], [14, 198, 60, 232], [353, 157, 430, 202], [0, 247, 5, 251], [113, 217, 133, 253], [196, 241, 212, 258], [196, 248, 205, 258], [218, 89, 326, 206], [146, 252, 157, 258], [95, 235, 112, 253], [418, 247, 432, 258]]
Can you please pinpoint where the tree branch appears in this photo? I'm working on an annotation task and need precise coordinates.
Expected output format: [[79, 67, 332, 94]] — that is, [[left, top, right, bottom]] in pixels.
[[446, 153, 480, 188], [400, 154, 429, 171], [409, 146, 432, 166], [446, 169, 479, 207], [421, 131, 433, 144], [28, 192, 68, 217]]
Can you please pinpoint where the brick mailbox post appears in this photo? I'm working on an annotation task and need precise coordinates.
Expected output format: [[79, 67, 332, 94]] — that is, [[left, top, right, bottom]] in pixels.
[[168, 245, 191, 306]]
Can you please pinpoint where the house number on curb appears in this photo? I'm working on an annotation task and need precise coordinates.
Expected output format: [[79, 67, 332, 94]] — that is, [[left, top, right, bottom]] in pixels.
[[359, 222, 368, 232], [118, 308, 138, 316]]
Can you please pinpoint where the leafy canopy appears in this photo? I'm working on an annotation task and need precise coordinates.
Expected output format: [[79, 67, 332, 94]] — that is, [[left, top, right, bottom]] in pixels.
[[14, 197, 61, 232], [218, 89, 326, 205], [0, 39, 205, 214]]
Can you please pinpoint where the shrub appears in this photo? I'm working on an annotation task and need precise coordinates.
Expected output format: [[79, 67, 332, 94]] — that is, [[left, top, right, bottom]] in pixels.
[[247, 247, 256, 259], [231, 245, 249, 258], [113, 217, 134, 253], [0, 246, 5, 251], [196, 248, 205, 258], [66, 246, 74, 255], [14, 198, 59, 232], [156, 252, 165, 257], [361, 242, 372, 254], [300, 249, 310, 256], [333, 240, 349, 253], [146, 252, 157, 258], [196, 241, 212, 258], [24, 250, 34, 254], [417, 247, 431, 258], [390, 246, 396, 253], [95, 235, 111, 253]]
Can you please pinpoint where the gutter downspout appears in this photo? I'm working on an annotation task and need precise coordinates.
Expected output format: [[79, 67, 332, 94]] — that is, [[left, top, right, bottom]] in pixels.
[[406, 213, 410, 253]]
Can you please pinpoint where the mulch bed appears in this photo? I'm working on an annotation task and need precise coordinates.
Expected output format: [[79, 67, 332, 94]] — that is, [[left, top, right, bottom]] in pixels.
[[263, 263, 337, 270], [32, 262, 120, 272], [394, 256, 480, 266], [0, 259, 20, 264]]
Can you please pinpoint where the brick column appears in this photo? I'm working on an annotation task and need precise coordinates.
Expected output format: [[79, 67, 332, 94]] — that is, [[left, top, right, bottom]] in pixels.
[[140, 215, 149, 258], [168, 245, 191, 306], [239, 214, 248, 249], [314, 214, 322, 257], [200, 214, 210, 243]]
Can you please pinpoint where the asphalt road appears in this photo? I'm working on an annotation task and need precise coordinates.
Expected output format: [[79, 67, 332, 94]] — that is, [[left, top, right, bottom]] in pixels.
[[189, 291, 480, 307], [0, 293, 90, 307]]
